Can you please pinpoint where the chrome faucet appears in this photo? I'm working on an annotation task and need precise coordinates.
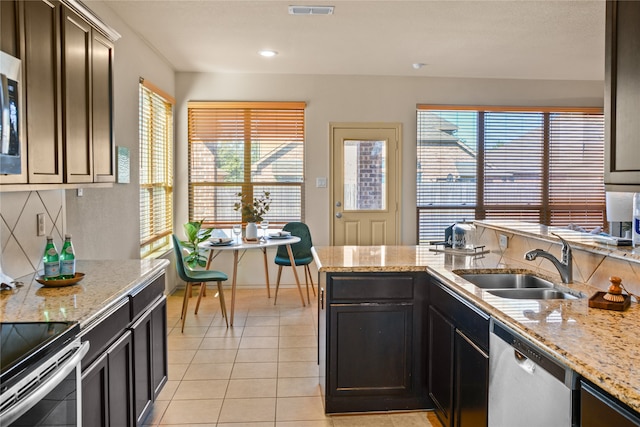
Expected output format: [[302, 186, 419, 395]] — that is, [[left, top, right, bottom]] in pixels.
[[524, 233, 573, 284]]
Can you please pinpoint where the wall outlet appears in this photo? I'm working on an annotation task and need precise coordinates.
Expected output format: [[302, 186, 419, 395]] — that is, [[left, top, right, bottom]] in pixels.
[[37, 213, 46, 236], [499, 234, 508, 250]]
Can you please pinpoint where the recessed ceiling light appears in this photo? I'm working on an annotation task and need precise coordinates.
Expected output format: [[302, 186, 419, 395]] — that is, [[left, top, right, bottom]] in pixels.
[[259, 50, 278, 58], [412, 63, 427, 70], [288, 5, 334, 15]]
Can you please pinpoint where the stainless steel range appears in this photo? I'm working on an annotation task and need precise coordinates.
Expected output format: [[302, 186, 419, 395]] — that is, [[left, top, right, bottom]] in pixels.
[[0, 322, 89, 426]]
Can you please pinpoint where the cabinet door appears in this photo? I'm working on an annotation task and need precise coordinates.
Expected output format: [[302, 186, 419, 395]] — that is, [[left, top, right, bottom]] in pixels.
[[108, 330, 135, 427], [1, 0, 19, 56], [131, 309, 153, 425], [151, 296, 168, 399], [61, 6, 92, 183], [82, 353, 109, 427], [454, 330, 488, 427], [329, 303, 413, 397], [581, 381, 640, 427], [429, 306, 455, 427], [605, 0, 640, 188], [92, 31, 115, 182], [23, 0, 63, 184]]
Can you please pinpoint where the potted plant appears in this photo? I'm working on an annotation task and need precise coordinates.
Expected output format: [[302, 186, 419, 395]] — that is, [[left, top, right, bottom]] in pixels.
[[234, 191, 271, 239], [181, 219, 212, 268]]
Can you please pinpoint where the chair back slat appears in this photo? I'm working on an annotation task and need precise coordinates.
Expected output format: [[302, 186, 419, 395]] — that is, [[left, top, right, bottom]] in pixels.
[[275, 222, 313, 260], [171, 234, 192, 282]]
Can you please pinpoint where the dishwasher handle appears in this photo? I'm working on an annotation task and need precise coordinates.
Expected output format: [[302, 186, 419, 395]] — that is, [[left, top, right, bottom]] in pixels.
[[514, 349, 536, 374]]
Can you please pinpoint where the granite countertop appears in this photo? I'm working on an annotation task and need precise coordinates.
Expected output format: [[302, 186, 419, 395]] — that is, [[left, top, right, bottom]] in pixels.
[[0, 259, 169, 328], [312, 244, 640, 414]]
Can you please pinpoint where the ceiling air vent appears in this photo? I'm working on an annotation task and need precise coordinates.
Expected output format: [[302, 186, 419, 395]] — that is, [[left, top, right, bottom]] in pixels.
[[288, 5, 334, 15]]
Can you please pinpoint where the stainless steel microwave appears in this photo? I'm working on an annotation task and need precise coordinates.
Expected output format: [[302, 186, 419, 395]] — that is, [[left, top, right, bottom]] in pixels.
[[0, 51, 22, 175]]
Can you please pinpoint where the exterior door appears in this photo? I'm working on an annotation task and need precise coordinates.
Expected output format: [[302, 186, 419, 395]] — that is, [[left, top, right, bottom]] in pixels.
[[330, 123, 401, 245]]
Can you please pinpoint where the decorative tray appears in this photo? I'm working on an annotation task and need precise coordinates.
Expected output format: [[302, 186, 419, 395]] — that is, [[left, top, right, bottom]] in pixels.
[[35, 272, 85, 287]]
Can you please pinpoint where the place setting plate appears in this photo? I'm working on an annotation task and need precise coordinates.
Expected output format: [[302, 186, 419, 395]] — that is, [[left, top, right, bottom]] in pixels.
[[268, 232, 292, 239], [208, 237, 235, 246]]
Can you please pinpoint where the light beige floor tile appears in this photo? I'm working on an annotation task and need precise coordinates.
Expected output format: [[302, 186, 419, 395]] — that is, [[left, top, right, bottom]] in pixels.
[[205, 326, 244, 338], [156, 380, 180, 401], [199, 337, 242, 350], [231, 362, 278, 379], [245, 316, 281, 326], [279, 315, 314, 326], [279, 347, 317, 362], [183, 362, 233, 380], [236, 348, 279, 363], [217, 423, 274, 427], [277, 377, 322, 397], [276, 396, 327, 421], [276, 421, 333, 427], [173, 379, 228, 400], [239, 336, 279, 349], [167, 336, 203, 350], [168, 363, 189, 381], [168, 349, 196, 365], [169, 326, 209, 337], [279, 335, 316, 348], [331, 414, 394, 427], [159, 399, 223, 424], [191, 349, 237, 364], [279, 325, 316, 336], [218, 397, 277, 423], [247, 307, 281, 317], [243, 326, 280, 337], [225, 378, 277, 398], [278, 361, 319, 378]]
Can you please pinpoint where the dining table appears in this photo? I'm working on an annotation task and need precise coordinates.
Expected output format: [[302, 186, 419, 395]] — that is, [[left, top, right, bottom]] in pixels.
[[201, 235, 305, 326]]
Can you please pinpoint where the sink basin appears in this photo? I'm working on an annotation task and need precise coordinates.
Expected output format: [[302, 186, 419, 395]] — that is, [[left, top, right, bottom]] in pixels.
[[459, 273, 554, 289], [487, 288, 579, 300]]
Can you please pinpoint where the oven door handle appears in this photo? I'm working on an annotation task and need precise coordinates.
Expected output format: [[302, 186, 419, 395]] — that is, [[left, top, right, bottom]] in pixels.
[[0, 341, 90, 425]]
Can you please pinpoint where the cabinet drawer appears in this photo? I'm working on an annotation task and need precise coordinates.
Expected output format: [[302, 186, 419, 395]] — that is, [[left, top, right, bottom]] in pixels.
[[329, 274, 415, 302], [130, 273, 165, 321], [431, 279, 489, 350], [81, 298, 130, 369]]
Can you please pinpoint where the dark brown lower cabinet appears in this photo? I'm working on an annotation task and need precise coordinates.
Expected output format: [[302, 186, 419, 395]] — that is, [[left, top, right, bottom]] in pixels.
[[320, 272, 430, 413], [82, 331, 134, 427], [581, 380, 640, 427], [429, 277, 489, 427]]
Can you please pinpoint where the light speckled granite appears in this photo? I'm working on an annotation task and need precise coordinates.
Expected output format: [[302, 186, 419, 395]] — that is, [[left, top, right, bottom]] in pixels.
[[312, 235, 640, 414], [0, 259, 169, 328]]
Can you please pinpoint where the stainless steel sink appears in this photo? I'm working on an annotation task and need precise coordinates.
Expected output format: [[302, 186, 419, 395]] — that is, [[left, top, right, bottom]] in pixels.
[[487, 288, 579, 300], [454, 270, 582, 300], [458, 273, 554, 289]]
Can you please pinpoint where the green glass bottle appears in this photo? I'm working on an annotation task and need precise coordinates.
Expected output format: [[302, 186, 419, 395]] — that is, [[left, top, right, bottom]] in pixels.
[[60, 234, 76, 279], [43, 236, 60, 280]]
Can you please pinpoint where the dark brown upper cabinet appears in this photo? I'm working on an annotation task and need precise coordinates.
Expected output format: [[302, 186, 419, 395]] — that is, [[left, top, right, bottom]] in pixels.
[[605, 0, 640, 191]]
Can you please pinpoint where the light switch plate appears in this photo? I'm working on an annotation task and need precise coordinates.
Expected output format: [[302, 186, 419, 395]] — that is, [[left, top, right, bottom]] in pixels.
[[37, 213, 45, 236], [316, 177, 327, 188]]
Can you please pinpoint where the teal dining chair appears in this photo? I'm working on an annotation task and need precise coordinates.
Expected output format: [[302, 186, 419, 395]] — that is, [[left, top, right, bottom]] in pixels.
[[273, 222, 316, 305], [172, 234, 229, 331]]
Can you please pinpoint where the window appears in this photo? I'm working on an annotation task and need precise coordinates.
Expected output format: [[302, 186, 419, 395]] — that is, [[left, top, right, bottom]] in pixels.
[[416, 106, 605, 244], [139, 79, 174, 257], [187, 101, 305, 227]]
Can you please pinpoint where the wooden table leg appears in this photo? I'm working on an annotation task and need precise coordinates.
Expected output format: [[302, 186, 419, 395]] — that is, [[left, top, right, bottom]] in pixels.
[[261, 247, 271, 298], [230, 249, 239, 326], [286, 244, 306, 306]]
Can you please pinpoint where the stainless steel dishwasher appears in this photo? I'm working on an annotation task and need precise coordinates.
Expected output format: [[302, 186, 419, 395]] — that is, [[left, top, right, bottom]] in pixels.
[[489, 320, 577, 427]]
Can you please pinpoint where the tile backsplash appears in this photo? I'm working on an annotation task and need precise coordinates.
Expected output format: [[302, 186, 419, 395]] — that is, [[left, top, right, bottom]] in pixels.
[[0, 190, 66, 280]]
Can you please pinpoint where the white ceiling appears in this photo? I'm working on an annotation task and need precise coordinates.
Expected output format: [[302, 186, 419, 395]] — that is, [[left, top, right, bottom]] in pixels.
[[99, 0, 605, 81]]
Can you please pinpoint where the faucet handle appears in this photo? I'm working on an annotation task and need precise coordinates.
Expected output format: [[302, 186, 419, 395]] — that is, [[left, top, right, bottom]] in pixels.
[[551, 232, 571, 249]]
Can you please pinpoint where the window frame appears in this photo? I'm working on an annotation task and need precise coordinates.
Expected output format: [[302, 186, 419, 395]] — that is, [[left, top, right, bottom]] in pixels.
[[416, 105, 605, 244], [139, 78, 175, 257], [187, 101, 306, 228]]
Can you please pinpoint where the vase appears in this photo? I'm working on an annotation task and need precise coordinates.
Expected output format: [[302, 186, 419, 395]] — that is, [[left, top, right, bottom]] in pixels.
[[246, 222, 258, 240]]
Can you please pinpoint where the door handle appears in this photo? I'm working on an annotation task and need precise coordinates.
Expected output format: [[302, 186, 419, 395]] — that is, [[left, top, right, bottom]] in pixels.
[[335, 201, 342, 207], [335, 212, 342, 219]]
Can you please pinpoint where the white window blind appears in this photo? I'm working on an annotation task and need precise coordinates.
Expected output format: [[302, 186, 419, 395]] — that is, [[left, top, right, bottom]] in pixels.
[[417, 106, 605, 244], [187, 101, 305, 227], [139, 79, 174, 257]]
